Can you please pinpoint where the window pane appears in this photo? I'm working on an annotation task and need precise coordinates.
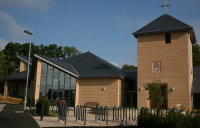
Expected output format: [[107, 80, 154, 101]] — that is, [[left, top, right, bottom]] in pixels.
[[165, 33, 171, 43], [53, 78, 58, 90], [65, 74, 70, 79], [41, 63, 47, 76], [59, 71, 64, 86], [53, 68, 59, 77], [71, 77, 76, 89], [46, 86, 52, 100], [59, 86, 64, 90], [48, 65, 53, 70], [64, 90, 70, 98], [65, 78, 70, 89], [40, 77, 46, 97], [70, 90, 76, 106], [47, 70, 53, 85]]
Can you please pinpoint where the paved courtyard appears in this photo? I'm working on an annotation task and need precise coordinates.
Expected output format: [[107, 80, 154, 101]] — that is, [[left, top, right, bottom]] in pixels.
[[33, 108, 137, 127]]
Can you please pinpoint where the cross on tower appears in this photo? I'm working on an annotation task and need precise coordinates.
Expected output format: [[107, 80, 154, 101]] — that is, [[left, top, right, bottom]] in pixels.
[[161, 0, 170, 14]]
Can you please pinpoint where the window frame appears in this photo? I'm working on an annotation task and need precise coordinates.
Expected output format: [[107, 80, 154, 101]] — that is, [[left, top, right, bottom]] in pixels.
[[165, 33, 171, 44]]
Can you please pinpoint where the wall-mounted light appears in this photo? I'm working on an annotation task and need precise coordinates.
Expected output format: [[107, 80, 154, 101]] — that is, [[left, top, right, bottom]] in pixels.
[[101, 87, 106, 91], [138, 87, 143, 91], [170, 87, 175, 92]]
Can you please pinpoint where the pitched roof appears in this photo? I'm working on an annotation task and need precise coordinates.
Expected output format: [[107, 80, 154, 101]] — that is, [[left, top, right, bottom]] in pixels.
[[34, 54, 79, 77], [0, 71, 27, 81], [192, 66, 200, 94], [62, 52, 133, 79], [17, 55, 32, 65], [133, 14, 196, 43], [122, 68, 137, 81]]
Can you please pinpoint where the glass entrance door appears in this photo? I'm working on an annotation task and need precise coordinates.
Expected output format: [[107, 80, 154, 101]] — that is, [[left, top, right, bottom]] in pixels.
[[52, 90, 64, 101]]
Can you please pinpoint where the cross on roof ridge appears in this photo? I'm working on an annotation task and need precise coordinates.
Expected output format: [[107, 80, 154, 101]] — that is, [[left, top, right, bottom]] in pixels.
[[161, 0, 170, 14]]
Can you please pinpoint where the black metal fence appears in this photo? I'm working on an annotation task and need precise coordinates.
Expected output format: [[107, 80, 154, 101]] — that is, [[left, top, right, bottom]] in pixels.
[[57, 104, 68, 125], [40, 103, 160, 126], [95, 105, 139, 125], [75, 105, 87, 125]]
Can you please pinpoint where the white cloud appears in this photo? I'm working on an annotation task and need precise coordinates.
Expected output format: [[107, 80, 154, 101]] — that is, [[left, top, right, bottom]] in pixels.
[[0, 0, 56, 12], [0, 11, 26, 49]]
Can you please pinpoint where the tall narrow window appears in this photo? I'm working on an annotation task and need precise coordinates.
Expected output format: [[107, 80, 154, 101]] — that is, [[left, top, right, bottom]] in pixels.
[[165, 33, 171, 44]]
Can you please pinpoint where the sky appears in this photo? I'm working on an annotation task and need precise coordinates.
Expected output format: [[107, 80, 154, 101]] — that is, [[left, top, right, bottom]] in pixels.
[[0, 0, 200, 68]]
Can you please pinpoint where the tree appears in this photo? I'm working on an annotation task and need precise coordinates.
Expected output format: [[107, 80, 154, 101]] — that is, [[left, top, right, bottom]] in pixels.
[[0, 47, 5, 93], [63, 46, 81, 58], [122, 64, 136, 69], [0, 47, 5, 77], [193, 44, 200, 66], [2, 42, 81, 75], [144, 79, 170, 109]]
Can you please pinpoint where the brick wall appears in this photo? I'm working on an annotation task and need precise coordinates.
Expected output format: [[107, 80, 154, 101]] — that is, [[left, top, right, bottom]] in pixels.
[[76, 78, 121, 107], [19, 60, 25, 72], [137, 31, 192, 110]]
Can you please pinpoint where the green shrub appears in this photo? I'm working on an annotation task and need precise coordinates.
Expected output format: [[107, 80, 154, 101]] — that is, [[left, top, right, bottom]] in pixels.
[[27, 97, 35, 107], [36, 97, 50, 115], [138, 108, 200, 128]]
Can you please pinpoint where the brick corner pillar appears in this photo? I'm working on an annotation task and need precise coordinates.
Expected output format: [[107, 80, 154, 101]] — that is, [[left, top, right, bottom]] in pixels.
[[3, 81, 8, 96]]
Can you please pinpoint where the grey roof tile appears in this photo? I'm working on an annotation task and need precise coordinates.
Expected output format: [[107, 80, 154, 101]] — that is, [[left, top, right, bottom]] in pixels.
[[62, 52, 133, 79], [17, 55, 32, 63], [35, 54, 79, 76], [133, 14, 196, 43], [0, 71, 27, 80]]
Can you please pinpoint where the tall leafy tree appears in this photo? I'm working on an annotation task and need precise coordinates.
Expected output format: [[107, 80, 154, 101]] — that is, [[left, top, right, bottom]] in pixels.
[[193, 44, 200, 66], [0, 47, 5, 93], [122, 64, 136, 69], [2, 42, 81, 75], [0, 47, 5, 76], [63, 46, 81, 58]]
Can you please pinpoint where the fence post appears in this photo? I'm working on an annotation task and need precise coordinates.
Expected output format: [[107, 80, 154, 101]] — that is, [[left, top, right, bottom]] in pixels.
[[40, 103, 44, 121]]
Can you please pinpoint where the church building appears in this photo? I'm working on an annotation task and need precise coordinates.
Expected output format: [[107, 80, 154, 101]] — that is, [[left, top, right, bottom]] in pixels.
[[0, 3, 200, 110]]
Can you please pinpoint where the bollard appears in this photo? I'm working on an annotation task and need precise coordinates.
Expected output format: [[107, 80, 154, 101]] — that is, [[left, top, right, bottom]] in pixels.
[[74, 106, 76, 117], [40, 103, 44, 121], [84, 105, 86, 125], [125, 108, 127, 125], [129, 108, 130, 121]]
